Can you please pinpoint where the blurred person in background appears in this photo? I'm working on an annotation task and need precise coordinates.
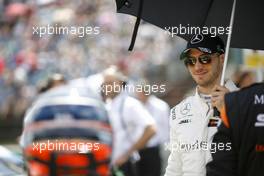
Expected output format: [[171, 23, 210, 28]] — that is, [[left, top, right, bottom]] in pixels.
[[68, 71, 105, 101], [38, 73, 66, 93], [207, 82, 264, 176], [233, 69, 256, 88], [136, 80, 170, 176], [101, 67, 156, 176], [164, 34, 238, 176]]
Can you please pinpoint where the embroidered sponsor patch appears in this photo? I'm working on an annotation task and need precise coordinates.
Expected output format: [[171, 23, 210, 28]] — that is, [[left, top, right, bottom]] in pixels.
[[171, 107, 177, 120], [179, 119, 191, 124], [208, 117, 220, 127]]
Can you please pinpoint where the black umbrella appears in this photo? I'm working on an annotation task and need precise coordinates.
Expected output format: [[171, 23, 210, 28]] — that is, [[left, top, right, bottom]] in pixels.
[[116, 0, 264, 84], [116, 0, 264, 51], [116, 0, 264, 116]]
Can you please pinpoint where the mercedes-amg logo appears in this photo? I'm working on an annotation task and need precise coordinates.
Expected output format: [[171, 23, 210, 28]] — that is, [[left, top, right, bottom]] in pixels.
[[180, 103, 191, 115], [190, 34, 204, 44]]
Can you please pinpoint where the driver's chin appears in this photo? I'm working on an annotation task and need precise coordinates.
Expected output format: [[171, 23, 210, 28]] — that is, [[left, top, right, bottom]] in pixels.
[[194, 77, 210, 87]]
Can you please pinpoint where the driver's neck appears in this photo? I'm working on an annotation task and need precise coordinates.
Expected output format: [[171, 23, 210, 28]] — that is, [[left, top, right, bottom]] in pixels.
[[198, 78, 220, 95], [197, 85, 214, 95]]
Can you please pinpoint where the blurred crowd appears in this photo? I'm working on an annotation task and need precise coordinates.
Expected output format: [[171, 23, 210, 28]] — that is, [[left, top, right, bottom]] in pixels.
[[0, 0, 179, 119], [0, 0, 259, 121]]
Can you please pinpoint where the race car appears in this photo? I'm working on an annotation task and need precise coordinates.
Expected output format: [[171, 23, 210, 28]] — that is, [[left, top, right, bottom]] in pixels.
[[20, 85, 113, 176]]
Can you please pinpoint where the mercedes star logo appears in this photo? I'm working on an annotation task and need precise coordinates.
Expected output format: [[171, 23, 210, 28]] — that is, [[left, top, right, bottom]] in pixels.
[[180, 103, 191, 115], [190, 34, 204, 44]]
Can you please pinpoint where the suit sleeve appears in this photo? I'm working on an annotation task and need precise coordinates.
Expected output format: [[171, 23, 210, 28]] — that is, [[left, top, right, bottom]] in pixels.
[[164, 107, 182, 176]]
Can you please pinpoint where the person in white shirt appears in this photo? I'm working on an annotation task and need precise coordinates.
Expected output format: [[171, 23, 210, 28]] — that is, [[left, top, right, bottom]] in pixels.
[[101, 68, 156, 176], [164, 34, 238, 176], [68, 73, 104, 100], [136, 89, 170, 176]]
